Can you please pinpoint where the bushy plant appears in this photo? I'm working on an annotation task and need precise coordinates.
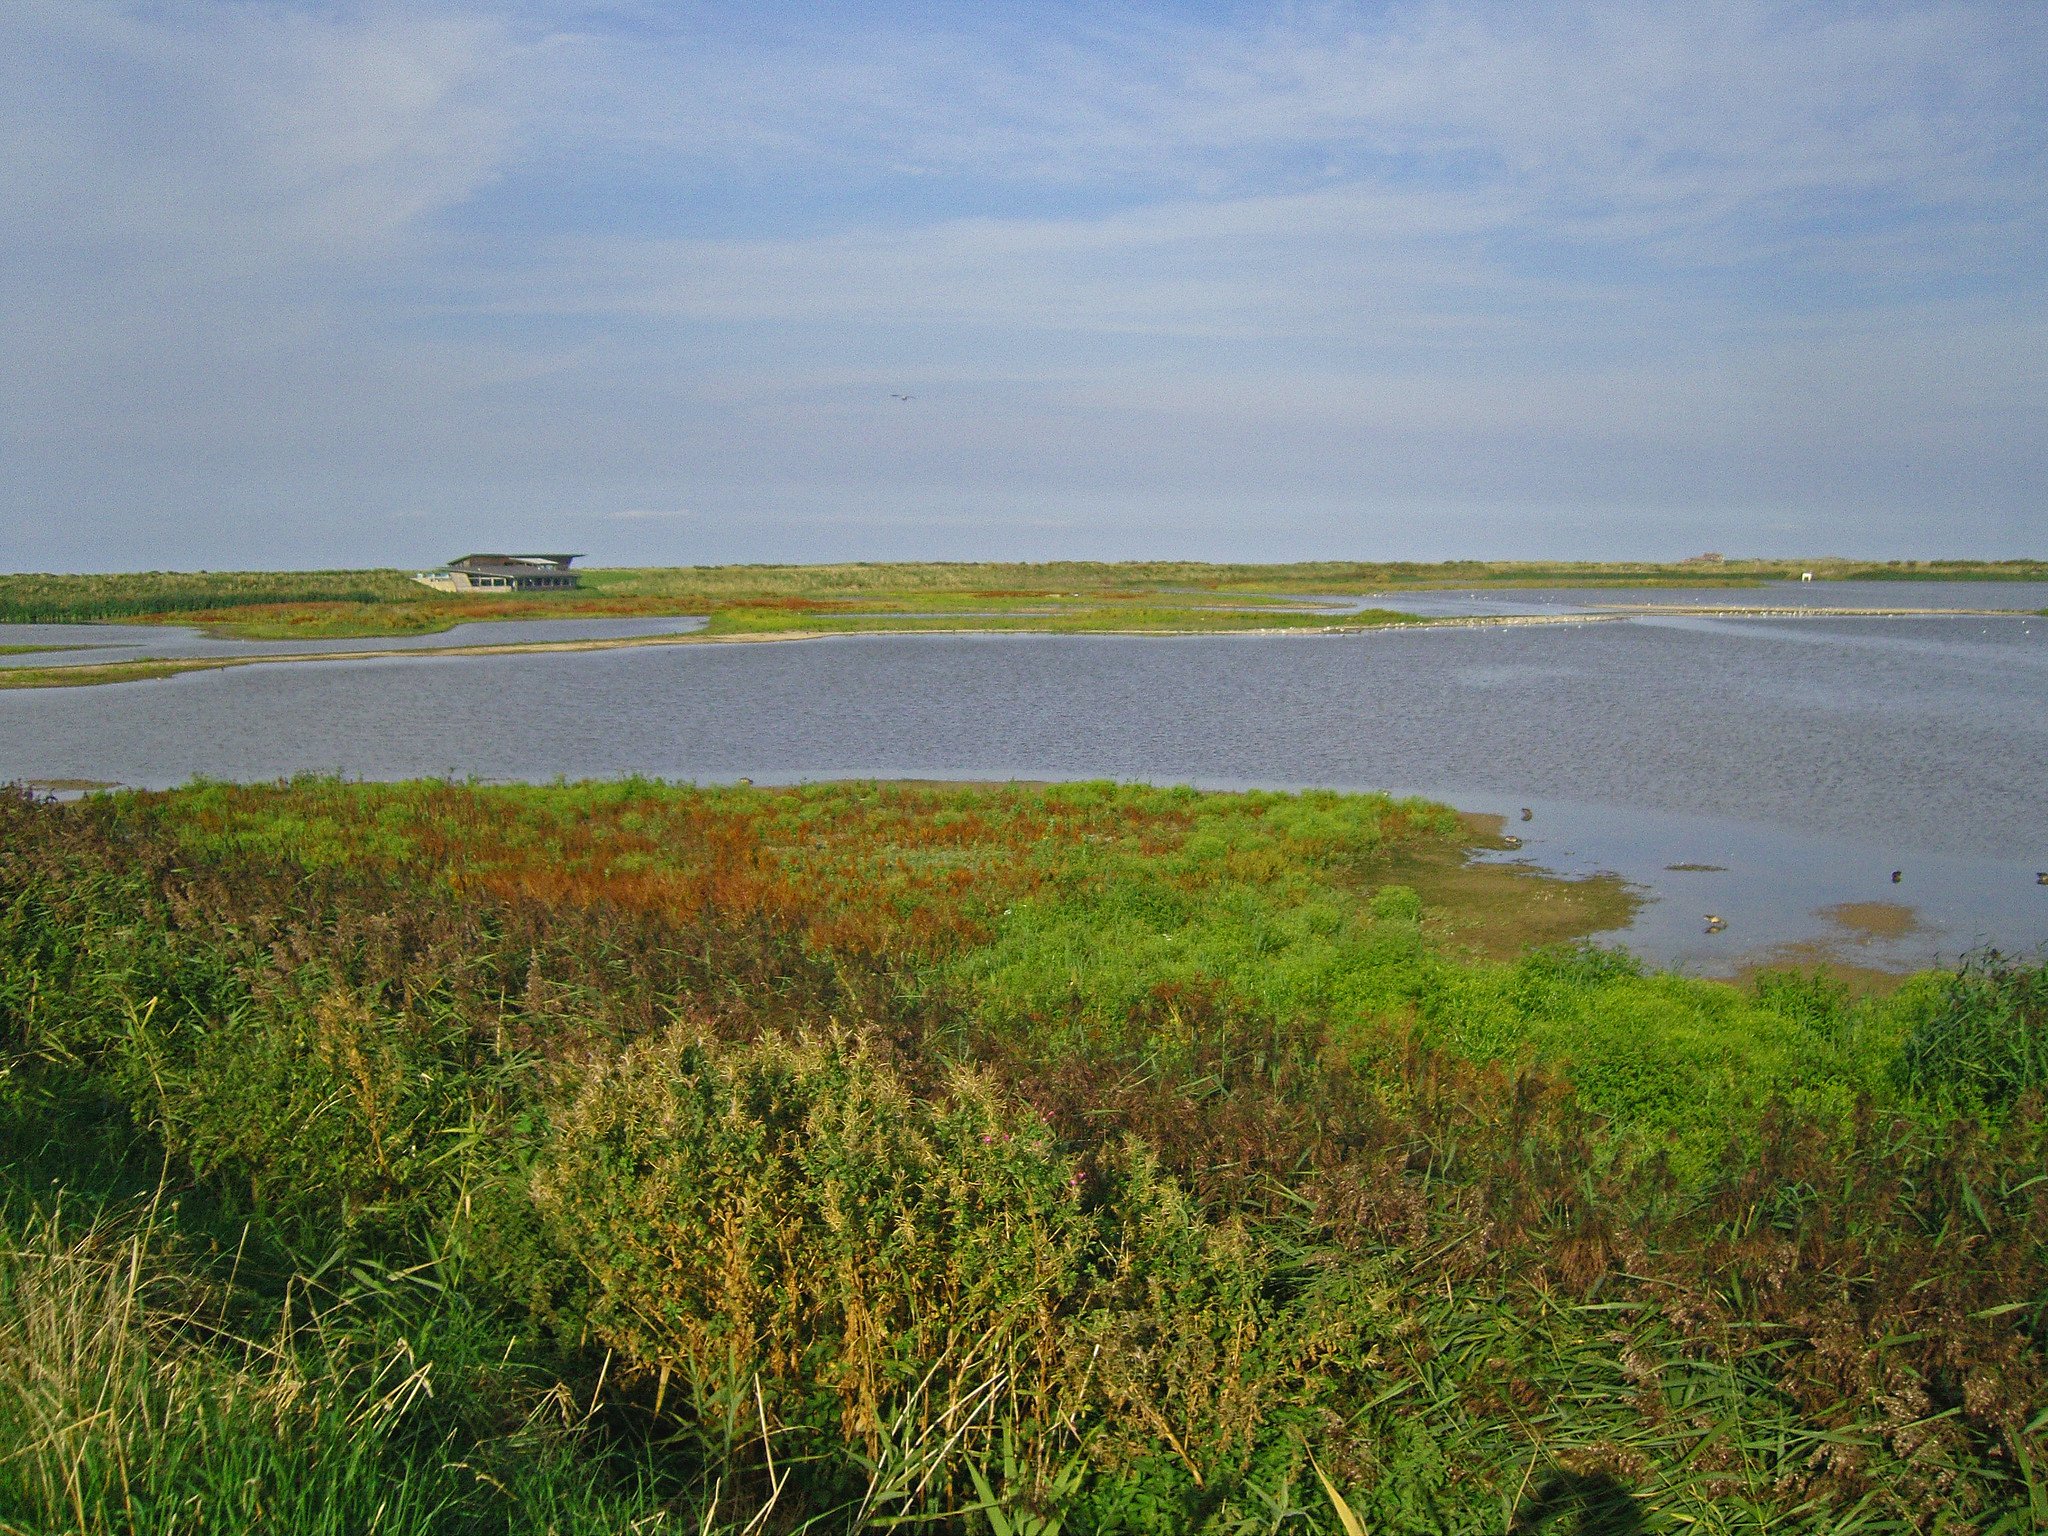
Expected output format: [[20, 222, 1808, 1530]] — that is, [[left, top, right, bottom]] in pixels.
[[1368, 884, 1422, 924], [531, 1028, 1395, 1528], [533, 1031, 1090, 1466]]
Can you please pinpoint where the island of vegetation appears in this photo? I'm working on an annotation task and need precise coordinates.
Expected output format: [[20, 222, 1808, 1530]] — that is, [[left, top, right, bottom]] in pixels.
[[3, 557, 2044, 691], [3, 777, 2042, 1533]]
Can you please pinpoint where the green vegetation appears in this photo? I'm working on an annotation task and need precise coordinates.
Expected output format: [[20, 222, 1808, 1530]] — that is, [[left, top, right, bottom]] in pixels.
[[5, 557, 2042, 644], [1833, 561, 2048, 582], [1893, 953, 2048, 1115], [0, 658, 234, 689], [0, 1200, 672, 1536], [3, 778, 2044, 1533], [576, 556, 2048, 602], [699, 602, 1421, 637], [0, 570, 426, 626], [575, 558, 1772, 603]]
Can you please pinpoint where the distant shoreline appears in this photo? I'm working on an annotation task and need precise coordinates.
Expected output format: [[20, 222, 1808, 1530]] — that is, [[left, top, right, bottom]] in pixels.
[[4, 558, 2044, 645]]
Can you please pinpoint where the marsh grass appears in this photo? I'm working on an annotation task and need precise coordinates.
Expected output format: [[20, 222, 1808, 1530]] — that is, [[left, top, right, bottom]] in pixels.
[[2, 779, 2043, 1531], [0, 1200, 453, 1535], [700, 604, 1422, 637], [0, 1193, 701, 1536], [0, 658, 236, 690], [1892, 951, 2048, 1114], [0, 571, 428, 626], [582, 558, 2046, 602]]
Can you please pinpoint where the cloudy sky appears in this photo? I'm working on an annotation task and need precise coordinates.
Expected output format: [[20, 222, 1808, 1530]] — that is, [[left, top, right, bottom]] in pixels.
[[4, 2, 2044, 571]]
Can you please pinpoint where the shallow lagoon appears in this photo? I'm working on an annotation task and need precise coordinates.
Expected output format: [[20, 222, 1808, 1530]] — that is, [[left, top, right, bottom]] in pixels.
[[2, 590, 2044, 974], [0, 613, 707, 668]]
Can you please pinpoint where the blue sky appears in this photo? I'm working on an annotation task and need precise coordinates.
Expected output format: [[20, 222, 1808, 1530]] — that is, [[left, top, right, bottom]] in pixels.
[[3, 1, 2044, 570]]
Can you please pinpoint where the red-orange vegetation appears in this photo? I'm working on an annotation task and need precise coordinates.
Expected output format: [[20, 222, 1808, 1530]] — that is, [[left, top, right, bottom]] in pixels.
[[173, 594, 709, 632], [171, 780, 1275, 967]]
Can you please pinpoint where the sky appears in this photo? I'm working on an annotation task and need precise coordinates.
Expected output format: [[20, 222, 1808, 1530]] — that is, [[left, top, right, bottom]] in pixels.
[[3, 1, 2045, 572]]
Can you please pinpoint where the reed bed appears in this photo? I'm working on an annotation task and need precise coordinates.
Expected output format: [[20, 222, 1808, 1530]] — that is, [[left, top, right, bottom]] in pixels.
[[0, 571, 426, 625]]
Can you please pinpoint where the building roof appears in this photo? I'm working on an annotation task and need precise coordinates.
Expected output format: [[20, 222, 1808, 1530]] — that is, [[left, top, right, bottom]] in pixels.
[[444, 553, 583, 571]]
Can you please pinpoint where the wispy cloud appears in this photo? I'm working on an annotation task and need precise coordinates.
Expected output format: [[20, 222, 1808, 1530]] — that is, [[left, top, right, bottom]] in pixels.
[[2, 1, 526, 257], [1, 2, 2043, 570]]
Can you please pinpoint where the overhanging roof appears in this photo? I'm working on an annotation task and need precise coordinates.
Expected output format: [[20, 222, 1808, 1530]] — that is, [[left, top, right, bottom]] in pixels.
[[445, 553, 583, 569]]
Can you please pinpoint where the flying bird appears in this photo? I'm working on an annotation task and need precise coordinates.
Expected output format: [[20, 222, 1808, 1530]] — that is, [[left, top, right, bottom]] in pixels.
[[892, 393, 915, 402]]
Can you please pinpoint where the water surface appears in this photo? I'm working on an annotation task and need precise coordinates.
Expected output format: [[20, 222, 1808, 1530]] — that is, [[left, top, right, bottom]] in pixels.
[[0, 614, 707, 668], [3, 603, 2043, 974]]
